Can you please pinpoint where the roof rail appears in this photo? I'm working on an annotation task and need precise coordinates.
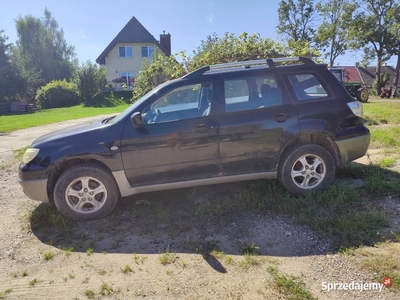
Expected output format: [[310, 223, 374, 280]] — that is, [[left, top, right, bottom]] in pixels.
[[182, 66, 210, 79], [182, 56, 315, 79]]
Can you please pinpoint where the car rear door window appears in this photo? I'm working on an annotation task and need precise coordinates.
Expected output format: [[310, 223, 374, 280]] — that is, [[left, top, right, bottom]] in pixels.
[[224, 75, 282, 113]]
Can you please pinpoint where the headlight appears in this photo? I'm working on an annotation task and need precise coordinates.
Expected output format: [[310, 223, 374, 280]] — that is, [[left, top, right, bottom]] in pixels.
[[22, 148, 40, 164]]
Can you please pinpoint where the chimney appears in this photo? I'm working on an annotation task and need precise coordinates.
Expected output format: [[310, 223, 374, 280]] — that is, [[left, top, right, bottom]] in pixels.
[[355, 62, 360, 68], [160, 31, 171, 56]]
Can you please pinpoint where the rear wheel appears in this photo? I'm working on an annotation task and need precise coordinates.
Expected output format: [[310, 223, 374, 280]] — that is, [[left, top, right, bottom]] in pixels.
[[53, 164, 119, 220], [356, 88, 369, 102], [278, 144, 335, 195]]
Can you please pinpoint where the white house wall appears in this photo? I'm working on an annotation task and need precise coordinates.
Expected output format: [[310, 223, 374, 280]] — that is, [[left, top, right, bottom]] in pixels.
[[105, 43, 158, 84]]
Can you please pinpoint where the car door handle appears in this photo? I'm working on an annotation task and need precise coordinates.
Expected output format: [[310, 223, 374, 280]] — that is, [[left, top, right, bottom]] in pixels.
[[197, 124, 213, 133], [275, 113, 290, 123]]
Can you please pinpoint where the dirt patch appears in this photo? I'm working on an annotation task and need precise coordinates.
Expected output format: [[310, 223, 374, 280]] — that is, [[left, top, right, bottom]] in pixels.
[[0, 119, 399, 299]]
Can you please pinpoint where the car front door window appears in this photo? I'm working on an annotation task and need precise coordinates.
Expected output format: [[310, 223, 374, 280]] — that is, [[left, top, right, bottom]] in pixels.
[[142, 84, 212, 124]]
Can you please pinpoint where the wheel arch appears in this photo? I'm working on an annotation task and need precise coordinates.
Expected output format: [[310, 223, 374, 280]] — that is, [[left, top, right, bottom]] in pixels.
[[278, 132, 340, 167], [47, 158, 114, 203]]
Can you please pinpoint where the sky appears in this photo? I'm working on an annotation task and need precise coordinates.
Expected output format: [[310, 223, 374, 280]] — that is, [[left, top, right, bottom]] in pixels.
[[0, 0, 397, 67]]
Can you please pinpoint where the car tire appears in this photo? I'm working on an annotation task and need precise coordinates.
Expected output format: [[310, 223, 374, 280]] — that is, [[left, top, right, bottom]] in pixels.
[[53, 164, 119, 220], [356, 88, 369, 102], [278, 144, 335, 195]]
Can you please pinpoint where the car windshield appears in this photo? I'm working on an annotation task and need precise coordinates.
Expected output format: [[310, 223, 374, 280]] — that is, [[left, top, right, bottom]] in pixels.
[[109, 81, 174, 124]]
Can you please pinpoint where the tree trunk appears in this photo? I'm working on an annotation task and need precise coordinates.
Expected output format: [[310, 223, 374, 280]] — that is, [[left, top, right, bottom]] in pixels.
[[376, 59, 381, 96], [393, 51, 400, 98]]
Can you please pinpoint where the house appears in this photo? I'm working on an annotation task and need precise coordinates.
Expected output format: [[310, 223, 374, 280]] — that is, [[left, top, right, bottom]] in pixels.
[[96, 16, 171, 90], [357, 65, 399, 91], [335, 64, 400, 91]]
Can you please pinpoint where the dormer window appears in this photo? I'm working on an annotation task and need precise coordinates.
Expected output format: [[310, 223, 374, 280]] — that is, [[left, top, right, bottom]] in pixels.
[[141, 46, 154, 58], [119, 46, 133, 58]]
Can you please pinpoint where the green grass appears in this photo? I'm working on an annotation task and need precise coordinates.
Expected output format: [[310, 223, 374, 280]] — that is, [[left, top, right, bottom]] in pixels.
[[238, 254, 261, 271], [159, 247, 177, 265], [369, 127, 400, 148], [121, 264, 133, 274], [267, 266, 316, 299], [29, 278, 38, 286], [28, 203, 71, 233], [196, 174, 395, 248], [0, 288, 12, 299], [356, 246, 400, 292], [363, 102, 400, 125], [380, 158, 396, 168], [43, 251, 54, 261], [85, 289, 95, 299], [240, 243, 259, 256], [0, 104, 129, 133]]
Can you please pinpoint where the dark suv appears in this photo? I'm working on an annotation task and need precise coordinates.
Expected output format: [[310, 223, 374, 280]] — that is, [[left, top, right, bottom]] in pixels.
[[19, 57, 370, 220]]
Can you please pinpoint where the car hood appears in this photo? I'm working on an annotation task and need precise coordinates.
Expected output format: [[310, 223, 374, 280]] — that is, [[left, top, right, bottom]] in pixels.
[[31, 120, 107, 147]]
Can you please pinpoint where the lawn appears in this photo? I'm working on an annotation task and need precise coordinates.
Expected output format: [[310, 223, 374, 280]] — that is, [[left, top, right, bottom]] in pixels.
[[363, 101, 400, 149], [0, 104, 130, 133]]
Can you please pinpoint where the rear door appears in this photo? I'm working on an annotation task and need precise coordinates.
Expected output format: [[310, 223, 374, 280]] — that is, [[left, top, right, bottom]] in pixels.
[[218, 71, 299, 175]]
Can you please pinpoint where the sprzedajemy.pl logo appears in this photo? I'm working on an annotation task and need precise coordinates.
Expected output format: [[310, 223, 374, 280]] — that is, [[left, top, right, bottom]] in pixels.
[[322, 277, 392, 293]]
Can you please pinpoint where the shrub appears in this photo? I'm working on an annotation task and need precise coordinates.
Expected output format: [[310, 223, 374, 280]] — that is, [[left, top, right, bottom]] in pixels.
[[76, 61, 106, 103], [35, 79, 80, 109], [85, 91, 126, 107]]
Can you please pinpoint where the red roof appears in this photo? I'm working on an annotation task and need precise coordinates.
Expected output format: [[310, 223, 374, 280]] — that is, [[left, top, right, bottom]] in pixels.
[[341, 66, 362, 83]]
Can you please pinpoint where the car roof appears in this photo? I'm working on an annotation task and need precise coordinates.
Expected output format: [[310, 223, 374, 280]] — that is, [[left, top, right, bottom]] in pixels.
[[182, 56, 318, 79]]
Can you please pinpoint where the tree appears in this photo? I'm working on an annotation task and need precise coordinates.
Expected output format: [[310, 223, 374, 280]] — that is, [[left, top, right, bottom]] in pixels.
[[315, 0, 356, 67], [277, 0, 316, 43], [132, 50, 186, 101], [188, 32, 282, 70], [76, 61, 106, 103], [348, 0, 400, 94], [132, 32, 284, 101], [13, 9, 76, 100], [0, 30, 25, 103], [387, 5, 400, 97]]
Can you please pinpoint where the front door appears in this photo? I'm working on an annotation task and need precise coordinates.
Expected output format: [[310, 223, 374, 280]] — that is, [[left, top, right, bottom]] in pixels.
[[120, 82, 220, 186]]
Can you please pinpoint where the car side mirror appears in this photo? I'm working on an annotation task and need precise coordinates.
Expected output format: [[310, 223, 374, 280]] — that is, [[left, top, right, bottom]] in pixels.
[[131, 112, 143, 128]]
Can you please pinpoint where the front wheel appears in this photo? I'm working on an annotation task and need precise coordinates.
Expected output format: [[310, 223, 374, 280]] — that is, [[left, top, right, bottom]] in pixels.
[[278, 144, 335, 195], [53, 164, 120, 220]]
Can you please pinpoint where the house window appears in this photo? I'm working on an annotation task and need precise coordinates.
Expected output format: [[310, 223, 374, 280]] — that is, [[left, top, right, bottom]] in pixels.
[[141, 46, 154, 58], [119, 46, 133, 58], [120, 72, 134, 85]]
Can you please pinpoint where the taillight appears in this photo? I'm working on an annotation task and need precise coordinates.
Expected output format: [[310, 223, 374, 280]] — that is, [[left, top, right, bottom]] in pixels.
[[347, 101, 363, 117]]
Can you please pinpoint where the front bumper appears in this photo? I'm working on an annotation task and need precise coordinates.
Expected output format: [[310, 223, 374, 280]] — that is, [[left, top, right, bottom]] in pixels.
[[335, 133, 371, 165], [18, 178, 49, 203]]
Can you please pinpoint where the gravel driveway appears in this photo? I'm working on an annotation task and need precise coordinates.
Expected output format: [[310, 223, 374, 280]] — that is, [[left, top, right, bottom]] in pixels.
[[0, 116, 397, 299]]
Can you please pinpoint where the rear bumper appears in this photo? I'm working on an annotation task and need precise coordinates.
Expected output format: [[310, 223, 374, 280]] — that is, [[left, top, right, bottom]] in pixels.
[[335, 133, 370, 165], [18, 178, 49, 203]]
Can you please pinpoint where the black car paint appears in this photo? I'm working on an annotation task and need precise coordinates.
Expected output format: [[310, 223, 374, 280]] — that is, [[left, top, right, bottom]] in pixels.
[[19, 60, 370, 203]]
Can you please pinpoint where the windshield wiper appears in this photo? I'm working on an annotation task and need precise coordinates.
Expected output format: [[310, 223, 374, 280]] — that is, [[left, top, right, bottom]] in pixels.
[[102, 116, 116, 124]]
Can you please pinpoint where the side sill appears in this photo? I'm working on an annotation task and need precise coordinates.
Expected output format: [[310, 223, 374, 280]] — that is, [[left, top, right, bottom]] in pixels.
[[112, 170, 277, 198]]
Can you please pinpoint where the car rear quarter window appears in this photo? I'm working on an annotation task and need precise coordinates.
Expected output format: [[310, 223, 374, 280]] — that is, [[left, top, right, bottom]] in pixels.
[[288, 74, 328, 101]]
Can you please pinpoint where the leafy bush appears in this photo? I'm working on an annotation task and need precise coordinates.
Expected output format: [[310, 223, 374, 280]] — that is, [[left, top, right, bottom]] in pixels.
[[35, 79, 80, 108], [85, 91, 126, 107], [132, 50, 186, 102], [111, 91, 133, 103], [76, 61, 106, 103]]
